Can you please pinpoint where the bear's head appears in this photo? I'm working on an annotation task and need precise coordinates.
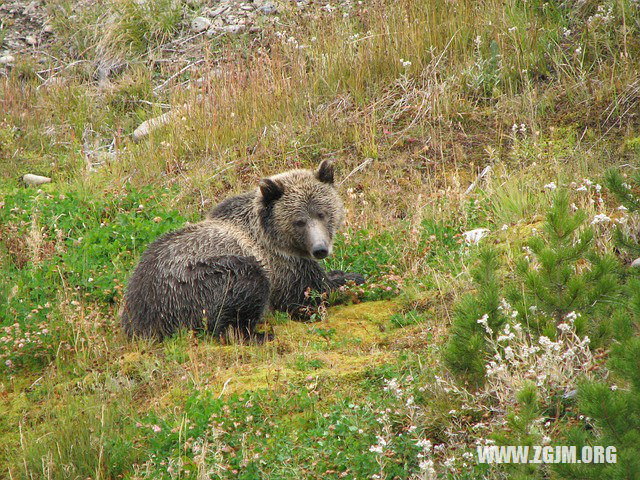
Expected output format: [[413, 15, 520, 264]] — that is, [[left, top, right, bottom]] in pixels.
[[257, 160, 345, 260]]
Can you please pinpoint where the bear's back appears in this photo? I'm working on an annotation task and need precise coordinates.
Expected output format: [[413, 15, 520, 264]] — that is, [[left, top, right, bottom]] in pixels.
[[136, 219, 261, 281]]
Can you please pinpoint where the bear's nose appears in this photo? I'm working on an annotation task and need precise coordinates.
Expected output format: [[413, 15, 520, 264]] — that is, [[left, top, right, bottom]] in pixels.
[[312, 247, 329, 259]]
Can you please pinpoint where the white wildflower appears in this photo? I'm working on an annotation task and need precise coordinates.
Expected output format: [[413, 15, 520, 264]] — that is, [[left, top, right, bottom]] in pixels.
[[591, 214, 611, 225]]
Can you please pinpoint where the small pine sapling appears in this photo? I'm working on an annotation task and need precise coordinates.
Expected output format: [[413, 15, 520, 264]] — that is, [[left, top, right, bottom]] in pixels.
[[604, 168, 640, 258], [509, 190, 619, 343], [558, 278, 640, 480], [444, 247, 505, 386]]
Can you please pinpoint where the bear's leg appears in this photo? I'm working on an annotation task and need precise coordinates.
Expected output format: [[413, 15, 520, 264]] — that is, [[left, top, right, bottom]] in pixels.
[[326, 270, 366, 288], [192, 256, 273, 341]]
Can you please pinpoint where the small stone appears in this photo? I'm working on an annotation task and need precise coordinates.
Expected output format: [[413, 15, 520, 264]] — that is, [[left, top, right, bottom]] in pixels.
[[210, 5, 230, 17], [257, 2, 277, 14], [25, 35, 38, 46], [43, 25, 54, 34], [631, 258, 640, 268], [191, 16, 211, 33], [224, 24, 244, 34], [133, 108, 185, 142], [0, 55, 15, 65], [462, 228, 490, 245], [23, 174, 52, 185]]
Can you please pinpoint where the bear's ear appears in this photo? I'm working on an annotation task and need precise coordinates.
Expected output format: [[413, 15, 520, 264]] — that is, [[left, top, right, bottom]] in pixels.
[[259, 178, 284, 204], [315, 159, 334, 184]]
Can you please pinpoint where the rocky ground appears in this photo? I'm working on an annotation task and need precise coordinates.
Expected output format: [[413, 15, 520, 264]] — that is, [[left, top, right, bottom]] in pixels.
[[0, 0, 355, 84], [0, 0, 54, 68]]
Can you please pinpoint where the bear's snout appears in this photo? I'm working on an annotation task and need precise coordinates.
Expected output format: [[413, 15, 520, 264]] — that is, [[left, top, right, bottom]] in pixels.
[[307, 219, 331, 260], [312, 245, 329, 260]]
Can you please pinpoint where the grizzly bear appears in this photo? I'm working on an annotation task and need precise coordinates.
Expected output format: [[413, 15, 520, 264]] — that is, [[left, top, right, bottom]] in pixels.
[[121, 160, 364, 341]]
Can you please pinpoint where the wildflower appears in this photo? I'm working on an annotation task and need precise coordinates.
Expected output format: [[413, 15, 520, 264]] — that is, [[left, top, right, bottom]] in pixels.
[[611, 385, 618, 391], [476, 314, 492, 334], [416, 438, 432, 451], [544, 182, 557, 190], [618, 205, 628, 212], [369, 444, 383, 453], [565, 311, 579, 322], [500, 298, 513, 311], [419, 459, 435, 472], [591, 214, 611, 225], [399, 58, 412, 68], [152, 425, 162, 433], [557, 322, 572, 333]]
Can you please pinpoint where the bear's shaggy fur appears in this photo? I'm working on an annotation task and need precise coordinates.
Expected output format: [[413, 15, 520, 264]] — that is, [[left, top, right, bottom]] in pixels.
[[121, 160, 363, 341]]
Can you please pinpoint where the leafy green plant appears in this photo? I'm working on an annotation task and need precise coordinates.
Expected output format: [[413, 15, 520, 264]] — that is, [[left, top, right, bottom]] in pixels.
[[0, 187, 186, 375]]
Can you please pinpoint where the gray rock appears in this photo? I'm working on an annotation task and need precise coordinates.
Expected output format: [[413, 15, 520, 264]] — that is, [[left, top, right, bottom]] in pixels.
[[25, 35, 38, 46], [132, 108, 185, 142], [0, 55, 15, 65], [23, 174, 52, 185], [210, 4, 230, 17], [257, 2, 277, 14], [632, 258, 640, 268], [191, 16, 211, 33], [224, 24, 245, 34]]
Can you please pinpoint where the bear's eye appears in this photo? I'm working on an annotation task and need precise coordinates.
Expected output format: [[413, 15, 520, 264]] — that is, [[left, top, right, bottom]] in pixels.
[[294, 219, 307, 228], [317, 212, 326, 221]]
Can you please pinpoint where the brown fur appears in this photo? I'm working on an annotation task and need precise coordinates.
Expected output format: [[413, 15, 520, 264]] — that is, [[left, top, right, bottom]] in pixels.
[[121, 160, 364, 340]]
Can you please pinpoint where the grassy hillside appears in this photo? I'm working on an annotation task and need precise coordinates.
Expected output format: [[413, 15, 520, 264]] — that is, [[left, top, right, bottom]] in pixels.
[[1, 0, 640, 478]]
